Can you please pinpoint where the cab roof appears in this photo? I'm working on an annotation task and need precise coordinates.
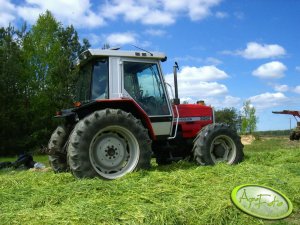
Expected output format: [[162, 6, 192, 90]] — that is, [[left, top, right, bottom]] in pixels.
[[80, 48, 167, 62]]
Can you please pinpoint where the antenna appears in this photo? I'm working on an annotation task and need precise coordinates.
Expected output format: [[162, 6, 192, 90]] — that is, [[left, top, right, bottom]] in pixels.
[[131, 44, 153, 56]]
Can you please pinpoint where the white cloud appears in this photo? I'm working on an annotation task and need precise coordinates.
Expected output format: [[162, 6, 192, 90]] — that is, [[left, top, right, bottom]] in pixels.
[[101, 0, 222, 26], [161, 0, 222, 21], [209, 95, 241, 108], [249, 92, 288, 110], [234, 11, 244, 20], [144, 29, 166, 37], [2, 0, 223, 28], [87, 33, 102, 47], [165, 65, 229, 102], [164, 65, 241, 108], [15, 0, 105, 28], [105, 32, 137, 46], [0, 0, 16, 27], [175, 65, 229, 82], [225, 42, 286, 59], [187, 0, 220, 21], [252, 61, 287, 79], [179, 81, 228, 98], [142, 10, 175, 25], [173, 56, 222, 65], [101, 1, 151, 21], [215, 11, 228, 19], [274, 84, 289, 92], [163, 0, 186, 11], [173, 55, 203, 64], [205, 57, 222, 65], [293, 86, 300, 94], [223, 95, 241, 106]]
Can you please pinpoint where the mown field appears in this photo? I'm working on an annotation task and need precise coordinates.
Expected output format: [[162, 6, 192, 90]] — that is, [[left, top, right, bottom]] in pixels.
[[0, 137, 299, 225]]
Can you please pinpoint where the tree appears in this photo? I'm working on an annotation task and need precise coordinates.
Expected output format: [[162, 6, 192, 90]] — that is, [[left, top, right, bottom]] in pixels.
[[21, 10, 91, 148], [0, 25, 29, 154], [215, 107, 239, 130], [0, 11, 90, 155], [241, 100, 258, 134]]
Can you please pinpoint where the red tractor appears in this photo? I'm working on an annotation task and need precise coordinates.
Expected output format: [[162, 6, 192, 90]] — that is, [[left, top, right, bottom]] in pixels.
[[272, 110, 300, 140], [47, 49, 244, 179]]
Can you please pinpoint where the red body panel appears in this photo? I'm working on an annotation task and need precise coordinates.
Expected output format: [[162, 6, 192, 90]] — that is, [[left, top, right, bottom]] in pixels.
[[92, 98, 156, 140], [173, 104, 213, 138]]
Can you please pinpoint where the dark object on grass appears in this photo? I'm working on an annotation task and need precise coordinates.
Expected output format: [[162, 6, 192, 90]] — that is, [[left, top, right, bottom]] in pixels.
[[0, 162, 12, 169], [0, 153, 36, 170], [12, 153, 36, 169]]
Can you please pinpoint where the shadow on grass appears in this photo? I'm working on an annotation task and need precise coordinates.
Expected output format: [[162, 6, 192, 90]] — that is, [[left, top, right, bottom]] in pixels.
[[150, 159, 199, 172]]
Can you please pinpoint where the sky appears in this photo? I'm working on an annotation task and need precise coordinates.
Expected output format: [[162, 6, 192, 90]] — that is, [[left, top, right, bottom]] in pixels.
[[1, 0, 300, 131]]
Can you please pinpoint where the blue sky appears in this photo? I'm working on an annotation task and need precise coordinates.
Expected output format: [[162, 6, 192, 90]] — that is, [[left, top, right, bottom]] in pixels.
[[1, 0, 300, 131]]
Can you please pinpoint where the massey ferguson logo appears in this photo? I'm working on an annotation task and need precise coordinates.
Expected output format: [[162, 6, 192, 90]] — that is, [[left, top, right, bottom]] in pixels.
[[176, 116, 212, 122]]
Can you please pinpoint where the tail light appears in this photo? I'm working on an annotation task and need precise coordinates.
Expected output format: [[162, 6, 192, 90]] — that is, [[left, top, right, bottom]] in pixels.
[[73, 101, 82, 107]]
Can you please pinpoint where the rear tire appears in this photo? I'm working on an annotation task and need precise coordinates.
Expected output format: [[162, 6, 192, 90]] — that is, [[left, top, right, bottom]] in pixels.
[[193, 123, 244, 165], [48, 125, 69, 173], [68, 109, 152, 179]]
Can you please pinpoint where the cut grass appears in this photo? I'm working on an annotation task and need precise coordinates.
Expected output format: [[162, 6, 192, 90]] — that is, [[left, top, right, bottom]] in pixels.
[[0, 137, 299, 225]]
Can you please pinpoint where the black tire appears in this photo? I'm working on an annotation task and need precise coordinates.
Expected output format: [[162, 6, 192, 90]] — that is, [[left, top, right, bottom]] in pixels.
[[193, 123, 244, 165], [68, 109, 152, 179], [48, 125, 69, 173], [289, 131, 296, 141]]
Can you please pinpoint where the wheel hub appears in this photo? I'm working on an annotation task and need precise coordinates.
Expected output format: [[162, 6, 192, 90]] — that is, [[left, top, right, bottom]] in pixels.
[[92, 133, 128, 170], [214, 145, 226, 158], [105, 146, 118, 157], [210, 135, 235, 163]]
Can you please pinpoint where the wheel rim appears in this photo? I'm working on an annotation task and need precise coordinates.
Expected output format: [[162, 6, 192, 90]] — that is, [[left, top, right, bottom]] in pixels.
[[89, 125, 140, 179], [210, 135, 237, 164]]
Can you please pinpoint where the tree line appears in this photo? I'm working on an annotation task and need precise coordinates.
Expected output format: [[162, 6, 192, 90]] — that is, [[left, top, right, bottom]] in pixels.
[[215, 100, 258, 134], [0, 11, 90, 156]]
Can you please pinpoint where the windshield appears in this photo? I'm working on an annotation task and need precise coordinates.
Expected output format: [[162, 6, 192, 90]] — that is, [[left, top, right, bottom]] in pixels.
[[75, 63, 92, 102], [75, 58, 108, 102], [91, 59, 108, 99]]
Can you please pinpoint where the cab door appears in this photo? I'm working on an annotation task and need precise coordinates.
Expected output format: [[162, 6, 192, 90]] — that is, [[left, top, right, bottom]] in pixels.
[[122, 59, 173, 137]]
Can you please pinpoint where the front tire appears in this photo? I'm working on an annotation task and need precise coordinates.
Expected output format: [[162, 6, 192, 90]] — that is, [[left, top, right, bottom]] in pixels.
[[68, 109, 152, 179], [193, 123, 244, 165]]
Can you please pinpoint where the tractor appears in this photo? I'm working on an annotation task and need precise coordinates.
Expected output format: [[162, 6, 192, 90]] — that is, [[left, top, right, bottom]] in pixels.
[[47, 48, 244, 179], [272, 110, 300, 140]]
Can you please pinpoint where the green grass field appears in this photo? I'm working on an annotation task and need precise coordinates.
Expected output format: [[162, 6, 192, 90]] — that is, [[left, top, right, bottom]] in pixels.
[[0, 137, 299, 225]]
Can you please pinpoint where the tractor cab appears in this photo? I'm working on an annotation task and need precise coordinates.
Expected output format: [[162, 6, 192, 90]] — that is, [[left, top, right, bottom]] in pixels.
[[73, 49, 173, 138]]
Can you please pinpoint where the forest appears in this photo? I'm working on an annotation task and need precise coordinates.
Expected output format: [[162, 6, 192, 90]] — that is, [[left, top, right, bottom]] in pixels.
[[0, 11, 90, 155]]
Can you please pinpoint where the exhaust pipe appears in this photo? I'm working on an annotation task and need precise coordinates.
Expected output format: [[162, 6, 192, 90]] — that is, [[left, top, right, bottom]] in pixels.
[[173, 62, 180, 105]]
